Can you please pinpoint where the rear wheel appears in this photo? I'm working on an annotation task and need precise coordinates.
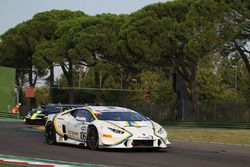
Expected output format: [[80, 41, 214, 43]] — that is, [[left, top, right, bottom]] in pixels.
[[87, 126, 99, 150], [24, 118, 30, 124], [45, 121, 57, 145]]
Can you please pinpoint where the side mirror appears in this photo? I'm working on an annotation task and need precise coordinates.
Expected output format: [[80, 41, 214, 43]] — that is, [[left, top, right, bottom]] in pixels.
[[76, 116, 86, 122]]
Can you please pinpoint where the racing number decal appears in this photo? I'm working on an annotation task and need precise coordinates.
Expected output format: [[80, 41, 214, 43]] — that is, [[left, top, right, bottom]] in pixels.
[[80, 126, 87, 141], [80, 132, 86, 141]]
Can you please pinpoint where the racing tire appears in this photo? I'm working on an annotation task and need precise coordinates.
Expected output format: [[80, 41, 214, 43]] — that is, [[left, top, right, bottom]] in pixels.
[[87, 126, 99, 150], [45, 121, 57, 145]]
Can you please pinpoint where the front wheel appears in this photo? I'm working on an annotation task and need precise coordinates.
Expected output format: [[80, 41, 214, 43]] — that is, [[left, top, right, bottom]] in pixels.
[[45, 121, 57, 145], [87, 126, 99, 150]]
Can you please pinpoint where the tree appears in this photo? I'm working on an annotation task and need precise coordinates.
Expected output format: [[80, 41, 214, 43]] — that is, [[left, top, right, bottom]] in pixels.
[[196, 55, 238, 101], [63, 14, 132, 105], [122, 0, 230, 116], [129, 71, 176, 103], [220, 0, 250, 77], [32, 10, 86, 103], [0, 21, 43, 108]]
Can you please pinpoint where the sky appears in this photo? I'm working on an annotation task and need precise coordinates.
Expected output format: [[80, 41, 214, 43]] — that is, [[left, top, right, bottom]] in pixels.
[[0, 0, 168, 35]]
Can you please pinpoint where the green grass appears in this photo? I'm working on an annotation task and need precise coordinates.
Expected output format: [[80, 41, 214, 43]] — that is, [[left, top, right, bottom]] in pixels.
[[161, 121, 250, 129], [167, 127, 250, 145]]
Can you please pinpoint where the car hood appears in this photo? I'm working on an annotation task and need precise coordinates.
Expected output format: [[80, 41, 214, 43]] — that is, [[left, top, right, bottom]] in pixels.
[[106, 120, 152, 128], [105, 120, 155, 138]]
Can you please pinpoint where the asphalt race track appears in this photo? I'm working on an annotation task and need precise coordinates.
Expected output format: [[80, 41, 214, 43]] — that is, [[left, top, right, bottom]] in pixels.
[[0, 121, 250, 167]]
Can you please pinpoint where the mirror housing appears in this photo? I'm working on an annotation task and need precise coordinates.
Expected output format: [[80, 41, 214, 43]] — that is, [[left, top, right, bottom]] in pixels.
[[76, 116, 86, 122]]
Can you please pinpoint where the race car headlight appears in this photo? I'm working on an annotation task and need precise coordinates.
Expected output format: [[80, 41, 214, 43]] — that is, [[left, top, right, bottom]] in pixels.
[[26, 113, 31, 118], [108, 127, 124, 134], [158, 127, 165, 134]]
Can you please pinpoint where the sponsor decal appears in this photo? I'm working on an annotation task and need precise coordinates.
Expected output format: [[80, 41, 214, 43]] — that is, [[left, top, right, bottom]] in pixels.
[[68, 130, 79, 136], [81, 126, 87, 132], [138, 135, 153, 139], [102, 134, 112, 138], [80, 132, 86, 141], [125, 121, 140, 127]]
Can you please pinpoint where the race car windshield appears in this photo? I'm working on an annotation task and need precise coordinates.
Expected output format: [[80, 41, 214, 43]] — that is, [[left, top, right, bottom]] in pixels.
[[43, 107, 61, 115], [96, 111, 148, 121]]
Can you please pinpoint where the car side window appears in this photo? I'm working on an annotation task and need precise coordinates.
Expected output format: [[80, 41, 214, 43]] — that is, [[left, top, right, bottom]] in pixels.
[[70, 109, 78, 118], [74, 109, 94, 122]]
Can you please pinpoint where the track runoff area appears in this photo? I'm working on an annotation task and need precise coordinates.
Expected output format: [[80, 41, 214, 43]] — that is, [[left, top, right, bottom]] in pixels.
[[1, 119, 250, 167]]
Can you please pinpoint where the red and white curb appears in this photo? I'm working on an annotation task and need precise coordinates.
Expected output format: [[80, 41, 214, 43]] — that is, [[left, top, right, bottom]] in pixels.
[[0, 158, 59, 167], [0, 154, 107, 167]]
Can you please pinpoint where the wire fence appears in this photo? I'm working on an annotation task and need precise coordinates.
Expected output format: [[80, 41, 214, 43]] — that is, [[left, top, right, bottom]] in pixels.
[[17, 87, 250, 122], [105, 100, 250, 122], [12, 68, 250, 122]]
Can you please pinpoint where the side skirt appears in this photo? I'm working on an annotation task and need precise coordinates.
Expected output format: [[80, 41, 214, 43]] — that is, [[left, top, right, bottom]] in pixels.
[[55, 133, 87, 147]]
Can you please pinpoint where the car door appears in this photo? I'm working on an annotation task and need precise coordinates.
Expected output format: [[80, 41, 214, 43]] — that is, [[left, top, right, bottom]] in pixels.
[[66, 109, 95, 142]]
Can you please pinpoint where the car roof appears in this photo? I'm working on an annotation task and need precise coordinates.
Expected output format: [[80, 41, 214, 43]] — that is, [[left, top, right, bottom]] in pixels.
[[43, 104, 84, 107], [87, 106, 135, 114]]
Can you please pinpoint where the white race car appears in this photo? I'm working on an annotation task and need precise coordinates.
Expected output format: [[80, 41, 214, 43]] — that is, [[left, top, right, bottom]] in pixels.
[[45, 106, 170, 150]]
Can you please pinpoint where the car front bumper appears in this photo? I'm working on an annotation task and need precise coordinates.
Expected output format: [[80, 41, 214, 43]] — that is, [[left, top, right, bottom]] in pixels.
[[99, 137, 170, 149]]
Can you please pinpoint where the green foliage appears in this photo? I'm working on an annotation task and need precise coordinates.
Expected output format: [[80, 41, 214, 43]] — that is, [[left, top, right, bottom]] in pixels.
[[129, 71, 176, 103], [196, 56, 236, 101], [32, 10, 87, 67], [35, 87, 49, 105], [0, 0, 249, 109]]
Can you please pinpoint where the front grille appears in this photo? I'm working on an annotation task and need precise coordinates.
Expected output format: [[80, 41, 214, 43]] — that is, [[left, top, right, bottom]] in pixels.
[[132, 140, 153, 147]]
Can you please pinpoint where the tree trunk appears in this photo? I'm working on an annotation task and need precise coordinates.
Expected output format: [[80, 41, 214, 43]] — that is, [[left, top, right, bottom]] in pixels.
[[44, 57, 55, 103], [236, 46, 250, 77], [94, 72, 102, 105], [67, 62, 74, 104], [189, 79, 198, 119], [48, 65, 54, 103], [122, 79, 129, 107], [61, 60, 75, 104], [178, 65, 198, 119], [28, 67, 36, 109]]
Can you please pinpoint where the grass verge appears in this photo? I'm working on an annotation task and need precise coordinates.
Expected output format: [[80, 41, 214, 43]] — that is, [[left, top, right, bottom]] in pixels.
[[167, 127, 250, 145], [161, 121, 250, 129]]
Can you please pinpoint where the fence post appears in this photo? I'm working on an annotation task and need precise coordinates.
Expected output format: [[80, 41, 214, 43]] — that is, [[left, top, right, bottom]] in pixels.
[[99, 71, 102, 88], [78, 71, 81, 88], [248, 101, 250, 122], [182, 99, 184, 121], [197, 101, 200, 121], [58, 79, 60, 88]]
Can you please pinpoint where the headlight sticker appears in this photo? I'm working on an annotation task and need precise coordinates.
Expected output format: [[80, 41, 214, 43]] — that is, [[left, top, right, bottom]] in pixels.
[[108, 127, 124, 134], [103, 121, 133, 145], [158, 128, 165, 134], [151, 121, 167, 145]]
